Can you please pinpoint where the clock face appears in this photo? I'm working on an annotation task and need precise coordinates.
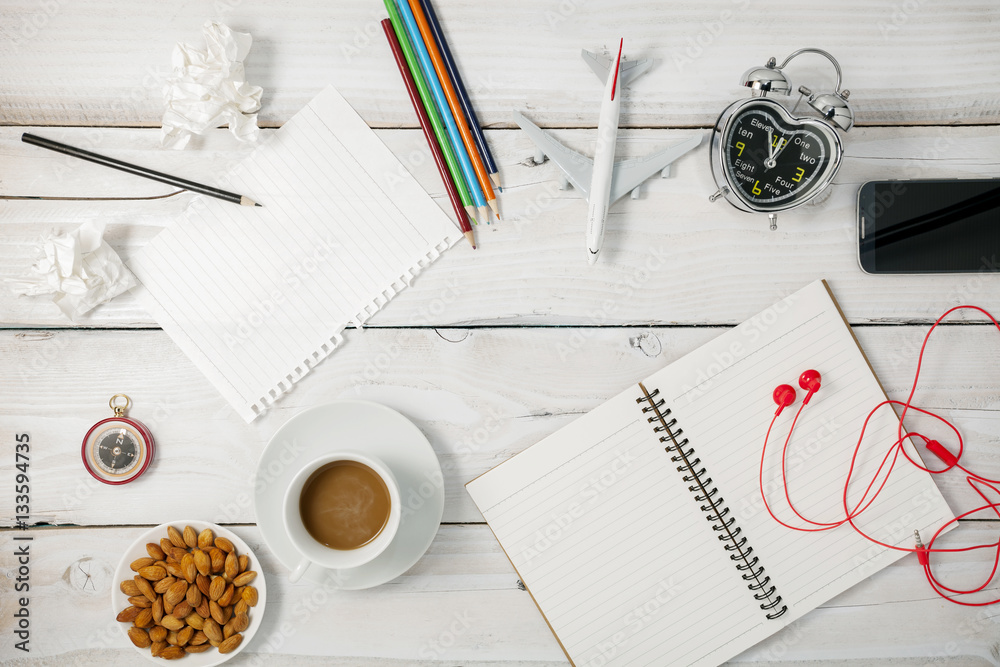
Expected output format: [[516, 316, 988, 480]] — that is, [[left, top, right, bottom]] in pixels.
[[714, 98, 842, 213]]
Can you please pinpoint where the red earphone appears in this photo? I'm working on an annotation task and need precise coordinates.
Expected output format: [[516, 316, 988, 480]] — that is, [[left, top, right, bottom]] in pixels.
[[762, 306, 1000, 607]]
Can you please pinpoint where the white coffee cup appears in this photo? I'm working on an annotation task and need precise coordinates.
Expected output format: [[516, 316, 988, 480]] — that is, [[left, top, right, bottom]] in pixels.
[[283, 451, 401, 582]]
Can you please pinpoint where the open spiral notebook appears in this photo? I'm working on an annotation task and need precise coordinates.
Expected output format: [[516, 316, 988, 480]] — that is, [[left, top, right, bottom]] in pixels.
[[128, 86, 461, 421], [466, 280, 955, 667]]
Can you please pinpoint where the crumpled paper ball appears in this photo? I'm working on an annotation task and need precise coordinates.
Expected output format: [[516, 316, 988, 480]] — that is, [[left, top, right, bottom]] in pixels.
[[161, 21, 264, 150], [6, 220, 137, 320]]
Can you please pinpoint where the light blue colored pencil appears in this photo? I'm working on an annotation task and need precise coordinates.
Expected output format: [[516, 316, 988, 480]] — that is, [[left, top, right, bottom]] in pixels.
[[395, 0, 487, 217]]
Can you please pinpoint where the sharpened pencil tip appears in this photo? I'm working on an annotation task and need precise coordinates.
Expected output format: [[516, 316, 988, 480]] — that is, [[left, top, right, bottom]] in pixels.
[[255, 203, 262, 207]]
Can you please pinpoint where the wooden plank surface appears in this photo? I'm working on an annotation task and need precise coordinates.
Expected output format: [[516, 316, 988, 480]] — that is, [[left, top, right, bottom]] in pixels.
[[1, 1, 999, 128], [0, 524, 997, 665], [2, 325, 999, 527], [3, 125, 1000, 328]]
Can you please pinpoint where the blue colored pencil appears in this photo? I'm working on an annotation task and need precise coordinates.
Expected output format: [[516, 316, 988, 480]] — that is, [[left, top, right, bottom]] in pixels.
[[419, 0, 501, 191], [394, 0, 488, 216]]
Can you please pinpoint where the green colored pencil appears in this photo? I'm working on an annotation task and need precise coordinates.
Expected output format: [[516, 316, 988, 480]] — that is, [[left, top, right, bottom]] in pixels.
[[383, 0, 476, 221]]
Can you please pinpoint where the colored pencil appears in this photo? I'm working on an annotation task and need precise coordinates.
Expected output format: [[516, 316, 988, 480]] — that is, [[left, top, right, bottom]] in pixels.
[[382, 0, 476, 223], [394, 0, 488, 220], [419, 0, 501, 191], [382, 19, 475, 249], [21, 133, 261, 207], [406, 0, 500, 220]]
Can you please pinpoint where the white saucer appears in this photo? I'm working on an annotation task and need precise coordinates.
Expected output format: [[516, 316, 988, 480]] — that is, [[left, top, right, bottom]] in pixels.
[[253, 401, 444, 590]]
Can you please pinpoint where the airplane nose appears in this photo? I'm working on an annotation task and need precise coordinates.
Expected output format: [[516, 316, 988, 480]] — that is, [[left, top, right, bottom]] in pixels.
[[588, 248, 600, 265]]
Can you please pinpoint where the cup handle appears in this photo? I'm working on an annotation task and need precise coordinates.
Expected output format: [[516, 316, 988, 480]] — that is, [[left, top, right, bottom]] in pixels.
[[289, 557, 311, 583]]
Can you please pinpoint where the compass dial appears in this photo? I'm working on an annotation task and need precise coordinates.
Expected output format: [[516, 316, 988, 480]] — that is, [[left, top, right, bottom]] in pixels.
[[82, 417, 153, 485]]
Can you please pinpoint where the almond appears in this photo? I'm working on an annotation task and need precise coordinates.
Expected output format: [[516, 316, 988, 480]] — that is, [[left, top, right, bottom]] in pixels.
[[134, 608, 153, 628], [185, 612, 204, 630], [182, 525, 198, 549], [209, 600, 225, 624], [164, 579, 188, 606], [127, 626, 151, 648], [150, 641, 167, 657], [219, 605, 233, 625], [159, 538, 174, 555], [120, 579, 141, 597], [243, 586, 258, 607], [225, 552, 239, 580], [160, 646, 186, 660], [163, 597, 175, 615], [239, 554, 250, 573], [209, 576, 226, 601], [233, 570, 257, 587], [154, 576, 175, 595], [135, 575, 156, 602], [214, 536, 235, 553], [196, 573, 212, 597], [230, 612, 249, 634], [203, 618, 223, 643], [193, 549, 211, 576], [177, 625, 194, 646], [130, 557, 154, 572], [149, 626, 167, 643], [152, 596, 164, 624], [164, 561, 185, 579], [160, 614, 185, 632], [186, 583, 202, 607], [234, 599, 249, 616], [166, 545, 189, 562], [166, 630, 179, 645], [116, 606, 140, 623], [171, 601, 192, 619], [197, 528, 214, 549], [145, 542, 166, 560], [181, 554, 197, 583], [167, 525, 186, 549], [218, 583, 236, 607], [210, 548, 225, 573], [218, 633, 243, 654], [195, 598, 211, 619], [190, 630, 208, 646], [127, 595, 151, 609], [185, 644, 211, 653], [138, 565, 166, 581]]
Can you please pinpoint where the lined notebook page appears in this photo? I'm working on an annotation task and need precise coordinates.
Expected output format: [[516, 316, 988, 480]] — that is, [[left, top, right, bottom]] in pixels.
[[128, 87, 460, 421], [466, 280, 955, 667]]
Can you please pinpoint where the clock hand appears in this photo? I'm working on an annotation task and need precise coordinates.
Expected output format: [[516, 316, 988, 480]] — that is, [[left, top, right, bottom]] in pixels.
[[765, 129, 778, 169], [772, 133, 794, 162]]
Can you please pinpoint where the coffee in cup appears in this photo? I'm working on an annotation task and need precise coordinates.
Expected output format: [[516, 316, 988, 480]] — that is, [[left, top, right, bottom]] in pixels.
[[283, 452, 401, 582]]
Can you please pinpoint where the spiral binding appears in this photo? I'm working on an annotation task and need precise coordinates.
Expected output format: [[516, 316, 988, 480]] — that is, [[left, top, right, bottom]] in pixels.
[[636, 382, 788, 620]]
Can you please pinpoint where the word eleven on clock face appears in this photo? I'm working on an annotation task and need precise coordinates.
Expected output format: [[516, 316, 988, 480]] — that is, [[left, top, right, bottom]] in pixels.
[[724, 102, 834, 210]]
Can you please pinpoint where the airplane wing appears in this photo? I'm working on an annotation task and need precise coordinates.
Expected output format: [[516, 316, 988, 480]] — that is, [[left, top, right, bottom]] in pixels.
[[512, 110, 594, 198], [581, 50, 652, 87], [608, 133, 705, 205]]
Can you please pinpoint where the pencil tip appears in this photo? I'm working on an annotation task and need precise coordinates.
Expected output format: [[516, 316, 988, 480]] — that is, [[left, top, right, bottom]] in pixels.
[[255, 203, 262, 207]]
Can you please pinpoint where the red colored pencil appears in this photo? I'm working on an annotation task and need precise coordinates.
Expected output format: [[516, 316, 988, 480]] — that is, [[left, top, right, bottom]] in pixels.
[[381, 19, 475, 249]]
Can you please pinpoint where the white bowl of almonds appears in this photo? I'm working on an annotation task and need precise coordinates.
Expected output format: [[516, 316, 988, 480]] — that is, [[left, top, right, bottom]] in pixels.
[[112, 521, 266, 664]]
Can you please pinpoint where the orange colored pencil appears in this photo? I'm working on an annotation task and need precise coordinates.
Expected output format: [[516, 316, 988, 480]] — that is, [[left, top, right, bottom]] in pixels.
[[407, 0, 500, 220]]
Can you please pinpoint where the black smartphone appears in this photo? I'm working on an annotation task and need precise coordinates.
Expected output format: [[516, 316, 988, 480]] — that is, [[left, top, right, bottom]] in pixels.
[[857, 179, 1000, 274]]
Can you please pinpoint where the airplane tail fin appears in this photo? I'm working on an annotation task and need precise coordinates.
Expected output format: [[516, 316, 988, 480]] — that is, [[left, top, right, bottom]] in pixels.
[[581, 49, 652, 87]]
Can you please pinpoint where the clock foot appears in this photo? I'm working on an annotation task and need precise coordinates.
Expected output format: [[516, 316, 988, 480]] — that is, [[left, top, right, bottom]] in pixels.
[[769, 213, 778, 231]]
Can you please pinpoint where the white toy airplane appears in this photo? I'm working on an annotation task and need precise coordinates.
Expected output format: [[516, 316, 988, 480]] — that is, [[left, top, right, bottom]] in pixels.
[[514, 40, 703, 265]]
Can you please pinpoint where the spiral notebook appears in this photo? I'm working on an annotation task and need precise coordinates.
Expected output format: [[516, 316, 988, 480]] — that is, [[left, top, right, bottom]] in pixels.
[[128, 86, 460, 421], [466, 280, 955, 667]]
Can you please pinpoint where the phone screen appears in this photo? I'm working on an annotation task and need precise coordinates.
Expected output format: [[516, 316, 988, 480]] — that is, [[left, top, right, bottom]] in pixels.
[[858, 179, 1000, 273]]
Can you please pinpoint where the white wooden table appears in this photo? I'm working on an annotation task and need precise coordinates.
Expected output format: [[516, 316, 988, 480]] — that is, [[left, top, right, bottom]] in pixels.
[[2, 1, 1000, 664]]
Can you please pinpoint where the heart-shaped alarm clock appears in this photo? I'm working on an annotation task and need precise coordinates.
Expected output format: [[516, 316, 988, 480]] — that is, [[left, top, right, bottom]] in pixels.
[[709, 48, 854, 229]]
